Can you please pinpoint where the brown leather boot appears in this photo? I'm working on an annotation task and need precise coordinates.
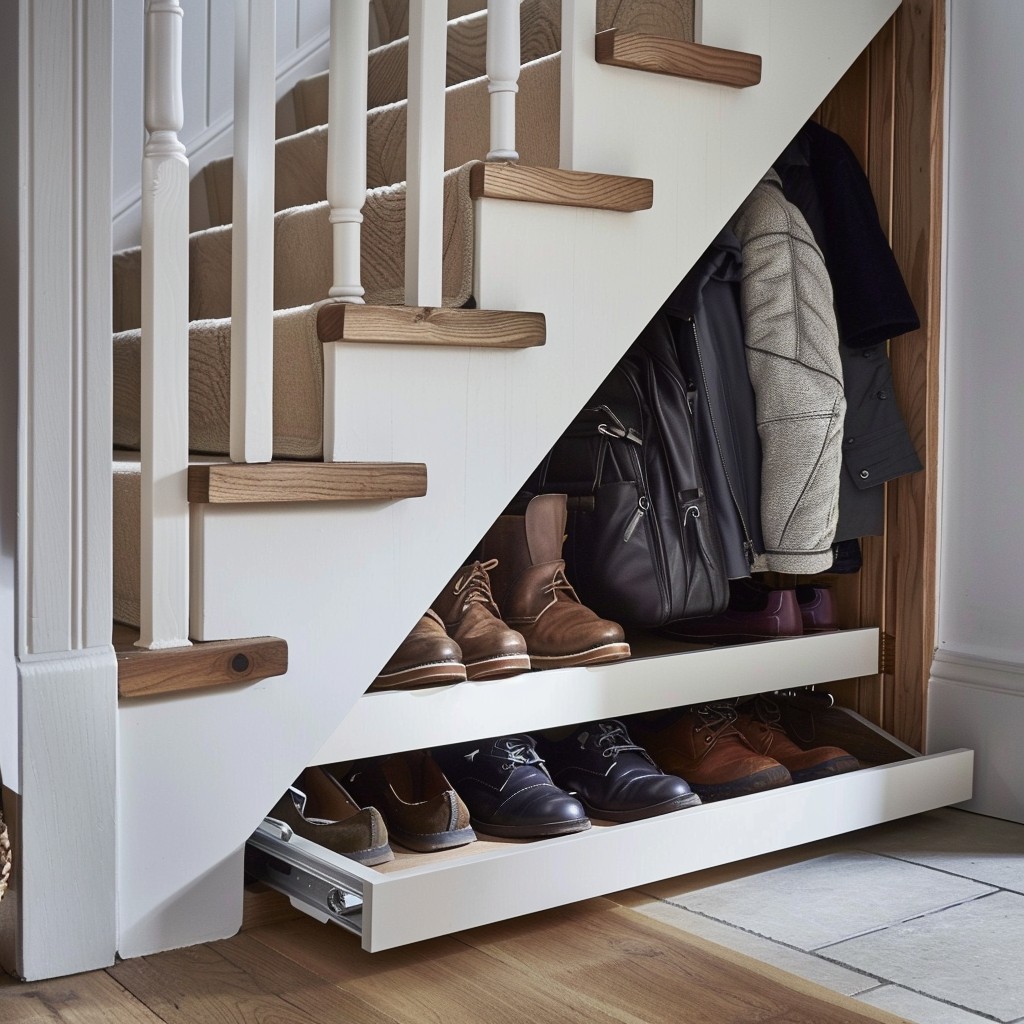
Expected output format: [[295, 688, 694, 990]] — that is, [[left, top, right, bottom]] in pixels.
[[736, 694, 860, 782], [432, 559, 531, 680], [369, 610, 467, 691], [480, 494, 630, 670], [630, 703, 792, 801]]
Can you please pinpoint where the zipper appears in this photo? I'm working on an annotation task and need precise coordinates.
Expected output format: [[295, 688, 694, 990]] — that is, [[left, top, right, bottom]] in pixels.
[[623, 494, 650, 542], [688, 317, 757, 565]]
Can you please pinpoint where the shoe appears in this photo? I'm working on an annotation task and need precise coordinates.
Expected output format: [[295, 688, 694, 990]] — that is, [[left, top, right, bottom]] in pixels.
[[433, 734, 591, 838], [735, 694, 859, 782], [335, 751, 476, 853], [659, 578, 803, 645], [480, 494, 631, 669], [266, 767, 393, 865], [369, 610, 467, 691], [630, 704, 792, 801], [795, 585, 839, 633], [539, 720, 701, 822], [432, 559, 531, 680]]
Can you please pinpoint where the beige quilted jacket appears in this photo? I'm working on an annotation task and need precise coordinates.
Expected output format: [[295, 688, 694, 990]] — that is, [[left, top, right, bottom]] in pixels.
[[731, 171, 846, 574]]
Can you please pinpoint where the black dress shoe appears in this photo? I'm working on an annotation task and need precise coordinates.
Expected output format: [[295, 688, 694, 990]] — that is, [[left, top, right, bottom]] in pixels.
[[539, 720, 701, 822], [432, 735, 591, 838]]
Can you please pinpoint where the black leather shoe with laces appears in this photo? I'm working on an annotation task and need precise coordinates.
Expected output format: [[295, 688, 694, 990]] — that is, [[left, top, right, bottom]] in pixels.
[[432, 735, 591, 838], [539, 720, 701, 822]]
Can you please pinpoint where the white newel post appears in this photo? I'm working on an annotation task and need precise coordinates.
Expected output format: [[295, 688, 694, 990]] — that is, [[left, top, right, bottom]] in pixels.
[[327, 0, 370, 303], [139, 0, 191, 649], [405, 1, 447, 307], [230, 0, 276, 464], [486, 0, 520, 161]]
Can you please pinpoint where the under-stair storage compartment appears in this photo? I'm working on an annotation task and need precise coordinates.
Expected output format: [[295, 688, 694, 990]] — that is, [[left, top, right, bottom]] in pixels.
[[246, 630, 974, 951]]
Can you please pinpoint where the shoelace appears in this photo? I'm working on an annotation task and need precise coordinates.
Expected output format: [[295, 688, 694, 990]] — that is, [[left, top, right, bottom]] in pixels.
[[541, 566, 581, 603], [493, 735, 545, 772], [690, 702, 742, 737], [588, 720, 649, 760], [453, 559, 501, 614]]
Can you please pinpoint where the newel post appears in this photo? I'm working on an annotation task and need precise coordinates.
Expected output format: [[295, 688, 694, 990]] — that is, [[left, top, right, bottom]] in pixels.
[[139, 0, 191, 649]]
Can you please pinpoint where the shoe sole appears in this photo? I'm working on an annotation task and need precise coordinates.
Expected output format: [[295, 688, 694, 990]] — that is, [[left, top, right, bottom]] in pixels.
[[469, 815, 592, 839], [369, 660, 467, 691], [790, 754, 860, 783], [390, 825, 478, 853], [582, 791, 702, 823], [529, 642, 631, 671], [688, 764, 793, 802], [345, 842, 395, 866], [464, 653, 532, 681]]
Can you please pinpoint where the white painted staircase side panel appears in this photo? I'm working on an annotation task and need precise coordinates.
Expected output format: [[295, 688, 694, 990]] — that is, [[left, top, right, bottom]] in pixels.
[[117, 1, 899, 957]]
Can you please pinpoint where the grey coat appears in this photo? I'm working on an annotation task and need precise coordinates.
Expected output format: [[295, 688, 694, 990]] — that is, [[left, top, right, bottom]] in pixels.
[[731, 171, 845, 574]]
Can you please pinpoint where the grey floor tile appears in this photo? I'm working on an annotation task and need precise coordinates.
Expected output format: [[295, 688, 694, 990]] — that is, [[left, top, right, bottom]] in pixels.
[[669, 851, 994, 950], [856, 985, 1001, 1024], [850, 809, 1024, 893], [824, 890, 1024, 1022], [629, 899, 881, 996]]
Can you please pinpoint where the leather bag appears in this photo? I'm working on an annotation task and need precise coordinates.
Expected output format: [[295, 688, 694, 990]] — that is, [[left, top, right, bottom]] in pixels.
[[529, 310, 729, 628]]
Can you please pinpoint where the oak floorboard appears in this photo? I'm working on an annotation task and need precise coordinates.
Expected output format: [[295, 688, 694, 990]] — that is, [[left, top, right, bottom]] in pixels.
[[458, 902, 905, 1024], [108, 939, 394, 1024], [247, 911, 625, 1024], [0, 970, 163, 1024]]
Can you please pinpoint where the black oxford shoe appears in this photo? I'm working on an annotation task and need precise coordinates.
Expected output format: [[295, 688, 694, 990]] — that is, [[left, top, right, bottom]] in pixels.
[[432, 735, 591, 838], [539, 720, 701, 822]]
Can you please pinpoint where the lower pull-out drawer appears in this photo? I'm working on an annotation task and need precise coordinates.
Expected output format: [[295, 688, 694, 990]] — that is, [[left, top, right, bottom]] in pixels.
[[246, 738, 974, 952]]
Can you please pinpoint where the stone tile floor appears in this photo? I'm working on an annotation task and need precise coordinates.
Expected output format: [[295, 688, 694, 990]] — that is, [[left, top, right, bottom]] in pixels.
[[625, 808, 1024, 1024]]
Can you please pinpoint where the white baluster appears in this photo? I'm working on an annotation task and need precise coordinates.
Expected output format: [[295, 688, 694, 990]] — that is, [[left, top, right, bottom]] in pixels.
[[327, 0, 370, 303], [138, 0, 191, 649], [559, 0, 596, 171], [405, 0, 447, 307], [230, 0, 276, 464], [486, 0, 520, 161]]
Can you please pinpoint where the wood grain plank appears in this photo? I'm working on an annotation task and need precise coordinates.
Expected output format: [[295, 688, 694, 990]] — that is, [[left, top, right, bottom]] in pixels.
[[317, 303, 546, 349], [248, 913, 624, 1024], [0, 969, 164, 1023], [187, 462, 428, 504], [470, 162, 653, 212], [594, 28, 761, 88], [113, 624, 288, 699], [109, 939, 394, 1024], [460, 902, 903, 1024], [884, 0, 945, 749]]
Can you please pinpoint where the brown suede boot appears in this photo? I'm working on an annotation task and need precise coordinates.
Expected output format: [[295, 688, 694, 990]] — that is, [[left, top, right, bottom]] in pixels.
[[736, 694, 860, 782], [480, 494, 630, 670], [630, 703, 792, 801], [432, 559, 531, 680], [369, 610, 467, 691]]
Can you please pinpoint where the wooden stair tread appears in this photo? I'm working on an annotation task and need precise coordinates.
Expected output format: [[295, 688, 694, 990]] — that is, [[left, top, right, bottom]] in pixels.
[[317, 303, 545, 349], [595, 29, 762, 88], [187, 462, 428, 504], [470, 162, 653, 212], [114, 624, 288, 699]]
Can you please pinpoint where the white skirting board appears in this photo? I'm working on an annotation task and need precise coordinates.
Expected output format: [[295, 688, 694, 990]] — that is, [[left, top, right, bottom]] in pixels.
[[251, 746, 974, 952], [928, 648, 1024, 824]]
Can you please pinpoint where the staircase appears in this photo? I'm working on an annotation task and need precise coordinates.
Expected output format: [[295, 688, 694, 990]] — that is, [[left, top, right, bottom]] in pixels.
[[112, 0, 907, 959]]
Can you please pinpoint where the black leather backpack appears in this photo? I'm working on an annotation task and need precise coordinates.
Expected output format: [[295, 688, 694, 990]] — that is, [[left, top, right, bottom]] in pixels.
[[529, 310, 729, 628]]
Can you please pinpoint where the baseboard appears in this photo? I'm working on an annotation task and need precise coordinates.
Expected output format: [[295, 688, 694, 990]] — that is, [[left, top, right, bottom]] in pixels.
[[928, 648, 1024, 823]]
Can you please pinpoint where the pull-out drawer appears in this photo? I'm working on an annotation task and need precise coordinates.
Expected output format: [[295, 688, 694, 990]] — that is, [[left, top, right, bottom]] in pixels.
[[247, 742, 973, 951]]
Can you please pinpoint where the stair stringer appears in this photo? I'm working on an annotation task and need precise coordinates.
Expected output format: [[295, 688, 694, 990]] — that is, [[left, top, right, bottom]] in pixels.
[[116, 0, 899, 960]]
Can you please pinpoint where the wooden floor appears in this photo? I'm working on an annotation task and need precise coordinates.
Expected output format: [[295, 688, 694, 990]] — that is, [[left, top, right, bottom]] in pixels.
[[0, 888, 909, 1024]]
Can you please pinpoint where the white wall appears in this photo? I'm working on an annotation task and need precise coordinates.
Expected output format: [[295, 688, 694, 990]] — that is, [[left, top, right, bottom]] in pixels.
[[928, 0, 1024, 821], [112, 0, 331, 249]]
